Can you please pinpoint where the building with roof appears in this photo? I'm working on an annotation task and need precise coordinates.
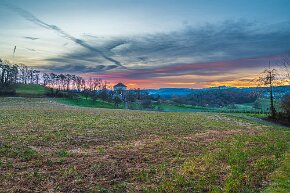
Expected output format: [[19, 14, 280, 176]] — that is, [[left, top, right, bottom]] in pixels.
[[113, 82, 127, 91]]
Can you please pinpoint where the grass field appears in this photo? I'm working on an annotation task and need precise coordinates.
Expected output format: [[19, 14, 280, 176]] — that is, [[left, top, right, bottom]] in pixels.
[[15, 84, 48, 97], [0, 97, 289, 192], [151, 102, 269, 114], [57, 97, 124, 109]]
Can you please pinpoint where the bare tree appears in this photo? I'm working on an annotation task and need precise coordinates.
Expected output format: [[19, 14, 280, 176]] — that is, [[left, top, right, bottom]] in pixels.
[[257, 65, 279, 118], [75, 76, 83, 92], [34, 70, 40, 84], [18, 64, 29, 84]]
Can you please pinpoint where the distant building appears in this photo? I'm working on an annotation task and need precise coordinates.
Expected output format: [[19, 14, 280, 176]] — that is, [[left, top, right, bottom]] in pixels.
[[113, 82, 127, 91], [113, 83, 127, 101]]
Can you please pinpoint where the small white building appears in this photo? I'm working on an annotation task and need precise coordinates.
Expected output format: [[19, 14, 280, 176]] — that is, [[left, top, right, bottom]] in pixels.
[[113, 83, 127, 102]]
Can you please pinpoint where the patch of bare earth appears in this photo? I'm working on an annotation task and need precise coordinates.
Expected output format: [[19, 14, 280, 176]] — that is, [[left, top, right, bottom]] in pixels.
[[183, 127, 264, 142]]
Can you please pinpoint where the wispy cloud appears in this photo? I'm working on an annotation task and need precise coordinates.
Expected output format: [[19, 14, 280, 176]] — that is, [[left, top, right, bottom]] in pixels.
[[2, 1, 125, 69], [81, 55, 283, 88], [45, 20, 290, 76], [26, 48, 36, 51], [24, 36, 39, 40], [108, 20, 290, 67], [41, 63, 119, 73], [43, 54, 282, 81]]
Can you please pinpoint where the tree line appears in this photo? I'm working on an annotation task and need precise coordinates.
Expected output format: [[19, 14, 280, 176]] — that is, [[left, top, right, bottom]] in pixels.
[[0, 59, 18, 95], [0, 59, 109, 96], [0, 58, 154, 108], [173, 89, 258, 108]]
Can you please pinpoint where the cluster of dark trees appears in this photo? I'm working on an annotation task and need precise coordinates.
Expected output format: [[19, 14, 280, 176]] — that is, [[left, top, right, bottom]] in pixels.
[[0, 59, 19, 95], [77, 88, 160, 108], [42, 74, 120, 106], [18, 64, 41, 85], [0, 59, 110, 97], [281, 94, 290, 115], [82, 86, 120, 106], [43, 74, 104, 92], [277, 94, 290, 123], [173, 89, 258, 108], [43, 73, 107, 97], [125, 90, 161, 109], [0, 59, 45, 95]]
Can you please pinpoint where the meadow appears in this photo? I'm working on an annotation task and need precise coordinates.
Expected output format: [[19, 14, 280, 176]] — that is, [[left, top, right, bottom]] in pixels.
[[57, 97, 124, 109], [0, 97, 289, 192], [15, 84, 48, 97]]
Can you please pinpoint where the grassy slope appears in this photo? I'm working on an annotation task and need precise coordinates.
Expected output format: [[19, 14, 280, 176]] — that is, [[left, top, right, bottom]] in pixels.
[[15, 84, 120, 108], [151, 98, 280, 114], [57, 97, 124, 109], [0, 97, 289, 192], [15, 84, 48, 97], [15, 84, 121, 108], [153, 102, 268, 114]]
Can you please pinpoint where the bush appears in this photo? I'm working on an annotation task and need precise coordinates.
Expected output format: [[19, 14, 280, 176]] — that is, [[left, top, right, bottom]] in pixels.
[[98, 88, 109, 101], [141, 99, 152, 109], [0, 60, 18, 95], [281, 94, 290, 118], [113, 96, 122, 107], [0, 86, 16, 96]]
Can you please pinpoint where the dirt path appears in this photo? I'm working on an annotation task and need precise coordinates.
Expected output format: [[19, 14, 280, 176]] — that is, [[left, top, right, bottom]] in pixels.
[[228, 113, 290, 130]]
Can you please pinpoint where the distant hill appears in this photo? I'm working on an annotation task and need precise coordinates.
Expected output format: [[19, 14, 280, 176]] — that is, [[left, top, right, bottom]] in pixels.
[[144, 85, 290, 99], [145, 88, 195, 99]]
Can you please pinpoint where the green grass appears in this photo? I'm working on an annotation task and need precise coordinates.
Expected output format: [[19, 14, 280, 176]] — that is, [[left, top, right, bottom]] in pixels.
[[152, 102, 269, 113], [155, 103, 209, 112], [57, 97, 124, 109], [254, 98, 282, 113], [0, 97, 289, 192], [145, 133, 288, 192], [15, 84, 48, 97], [147, 98, 281, 114], [263, 153, 290, 193], [245, 113, 268, 119]]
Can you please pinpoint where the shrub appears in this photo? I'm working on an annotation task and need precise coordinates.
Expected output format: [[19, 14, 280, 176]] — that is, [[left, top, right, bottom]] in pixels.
[[113, 96, 122, 107], [0, 60, 18, 95], [278, 94, 290, 123], [281, 94, 290, 117], [141, 99, 152, 109]]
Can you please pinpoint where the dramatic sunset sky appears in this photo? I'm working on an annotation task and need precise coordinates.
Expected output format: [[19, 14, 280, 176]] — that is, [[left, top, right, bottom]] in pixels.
[[1, 0, 290, 88]]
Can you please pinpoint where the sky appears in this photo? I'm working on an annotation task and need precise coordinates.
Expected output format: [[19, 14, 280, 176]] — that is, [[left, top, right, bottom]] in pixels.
[[0, 0, 290, 89]]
